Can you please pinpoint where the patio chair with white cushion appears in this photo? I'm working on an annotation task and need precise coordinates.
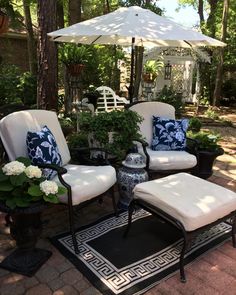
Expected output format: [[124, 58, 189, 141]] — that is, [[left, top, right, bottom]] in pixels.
[[96, 86, 129, 112], [0, 110, 117, 254], [128, 101, 197, 176]]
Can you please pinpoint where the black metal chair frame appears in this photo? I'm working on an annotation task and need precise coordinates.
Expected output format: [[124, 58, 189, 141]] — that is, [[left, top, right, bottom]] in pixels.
[[0, 145, 117, 255], [124, 198, 236, 282]]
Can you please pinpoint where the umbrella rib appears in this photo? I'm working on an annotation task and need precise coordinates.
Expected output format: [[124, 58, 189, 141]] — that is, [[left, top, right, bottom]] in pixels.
[[184, 40, 193, 47], [52, 36, 62, 41], [91, 35, 103, 44]]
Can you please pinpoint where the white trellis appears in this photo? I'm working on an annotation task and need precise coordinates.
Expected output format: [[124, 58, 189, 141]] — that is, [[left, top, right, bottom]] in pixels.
[[141, 47, 210, 103]]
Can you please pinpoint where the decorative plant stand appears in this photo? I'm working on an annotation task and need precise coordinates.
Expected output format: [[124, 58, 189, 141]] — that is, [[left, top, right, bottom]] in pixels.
[[0, 202, 52, 276]]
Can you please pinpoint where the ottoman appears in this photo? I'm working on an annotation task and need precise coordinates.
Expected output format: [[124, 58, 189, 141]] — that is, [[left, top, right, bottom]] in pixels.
[[124, 173, 236, 282]]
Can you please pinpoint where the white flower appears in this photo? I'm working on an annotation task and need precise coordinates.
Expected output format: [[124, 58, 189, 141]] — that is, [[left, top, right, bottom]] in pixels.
[[25, 165, 42, 179], [2, 161, 26, 176], [40, 180, 58, 196]]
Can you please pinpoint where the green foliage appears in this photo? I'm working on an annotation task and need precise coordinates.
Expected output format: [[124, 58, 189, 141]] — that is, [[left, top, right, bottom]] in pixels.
[[58, 116, 74, 128], [59, 44, 92, 65], [0, 157, 66, 209], [17, 72, 37, 106], [0, 64, 21, 105], [0, 65, 36, 106], [204, 108, 219, 120], [67, 133, 89, 149], [188, 117, 202, 133], [187, 131, 221, 152], [222, 78, 236, 100], [78, 110, 143, 160], [153, 85, 184, 117], [119, 0, 163, 15], [143, 59, 164, 74]]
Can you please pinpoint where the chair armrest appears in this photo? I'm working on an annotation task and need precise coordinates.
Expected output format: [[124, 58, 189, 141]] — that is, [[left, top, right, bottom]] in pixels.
[[37, 163, 67, 175]]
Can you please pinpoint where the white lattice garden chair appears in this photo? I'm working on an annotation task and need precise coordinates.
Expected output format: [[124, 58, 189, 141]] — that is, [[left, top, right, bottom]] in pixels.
[[128, 101, 197, 175], [96, 86, 129, 112], [0, 109, 117, 253]]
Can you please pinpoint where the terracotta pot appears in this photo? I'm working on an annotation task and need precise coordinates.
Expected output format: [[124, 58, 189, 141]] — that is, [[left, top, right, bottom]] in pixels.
[[0, 12, 9, 35], [67, 64, 85, 76], [142, 73, 157, 83]]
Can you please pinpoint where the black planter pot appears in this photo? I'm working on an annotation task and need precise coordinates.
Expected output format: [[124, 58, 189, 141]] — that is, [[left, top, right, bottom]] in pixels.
[[0, 202, 52, 276], [194, 148, 224, 179]]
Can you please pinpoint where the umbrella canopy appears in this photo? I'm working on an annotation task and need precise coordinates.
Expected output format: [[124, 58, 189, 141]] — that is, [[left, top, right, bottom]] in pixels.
[[48, 6, 225, 47], [48, 6, 225, 101]]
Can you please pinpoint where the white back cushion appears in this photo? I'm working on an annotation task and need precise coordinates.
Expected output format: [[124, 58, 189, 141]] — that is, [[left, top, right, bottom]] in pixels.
[[0, 110, 71, 166], [129, 102, 175, 146]]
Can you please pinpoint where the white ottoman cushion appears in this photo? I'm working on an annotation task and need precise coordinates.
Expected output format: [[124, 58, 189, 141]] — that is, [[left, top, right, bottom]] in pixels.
[[54, 164, 116, 206], [133, 173, 236, 231]]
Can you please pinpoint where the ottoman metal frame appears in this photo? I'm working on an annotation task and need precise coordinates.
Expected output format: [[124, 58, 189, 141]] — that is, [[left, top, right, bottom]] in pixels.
[[124, 199, 236, 283]]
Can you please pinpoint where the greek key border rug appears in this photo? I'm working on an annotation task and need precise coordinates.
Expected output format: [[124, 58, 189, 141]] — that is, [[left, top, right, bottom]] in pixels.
[[50, 210, 231, 295]]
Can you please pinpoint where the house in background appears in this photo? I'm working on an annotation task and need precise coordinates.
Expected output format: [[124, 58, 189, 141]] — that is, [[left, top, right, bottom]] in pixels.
[[0, 30, 29, 72]]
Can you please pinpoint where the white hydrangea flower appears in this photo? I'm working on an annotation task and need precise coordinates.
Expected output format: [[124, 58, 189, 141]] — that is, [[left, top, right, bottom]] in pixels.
[[25, 165, 42, 179], [40, 180, 58, 196], [2, 161, 26, 176]]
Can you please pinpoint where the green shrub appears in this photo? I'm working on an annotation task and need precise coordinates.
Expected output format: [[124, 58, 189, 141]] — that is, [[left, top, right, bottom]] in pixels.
[[78, 110, 143, 160], [187, 131, 221, 152], [153, 85, 184, 117], [0, 65, 36, 106], [67, 133, 89, 148], [204, 108, 219, 120], [0, 64, 21, 105], [188, 117, 202, 133], [17, 72, 37, 106]]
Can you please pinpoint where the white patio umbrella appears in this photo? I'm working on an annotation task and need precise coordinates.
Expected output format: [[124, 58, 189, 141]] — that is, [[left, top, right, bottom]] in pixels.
[[48, 6, 225, 100]]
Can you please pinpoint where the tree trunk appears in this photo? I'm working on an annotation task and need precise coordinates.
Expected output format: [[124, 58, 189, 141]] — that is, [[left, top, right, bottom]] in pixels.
[[206, 0, 219, 38], [212, 0, 229, 106], [37, 0, 58, 110], [69, 0, 82, 25], [57, 0, 65, 28], [23, 0, 37, 76], [198, 0, 205, 31]]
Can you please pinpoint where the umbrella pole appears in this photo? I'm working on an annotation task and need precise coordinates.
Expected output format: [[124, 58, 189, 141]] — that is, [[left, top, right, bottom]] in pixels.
[[129, 37, 135, 103]]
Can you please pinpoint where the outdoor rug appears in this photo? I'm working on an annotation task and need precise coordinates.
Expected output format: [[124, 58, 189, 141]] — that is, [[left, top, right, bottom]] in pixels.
[[50, 210, 232, 295]]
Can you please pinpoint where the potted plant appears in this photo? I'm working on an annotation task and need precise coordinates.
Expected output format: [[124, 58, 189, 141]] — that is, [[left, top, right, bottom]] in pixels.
[[59, 44, 91, 76], [58, 115, 75, 137], [143, 59, 164, 83], [0, 157, 66, 276], [187, 131, 224, 179], [77, 110, 143, 163]]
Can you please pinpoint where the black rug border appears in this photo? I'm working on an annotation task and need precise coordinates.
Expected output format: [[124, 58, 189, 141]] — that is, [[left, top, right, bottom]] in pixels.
[[50, 213, 232, 295]]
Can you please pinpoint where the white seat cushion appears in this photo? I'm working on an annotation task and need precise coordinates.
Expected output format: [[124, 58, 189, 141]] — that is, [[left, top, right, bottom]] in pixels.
[[54, 164, 116, 206], [146, 148, 197, 171], [133, 173, 236, 231]]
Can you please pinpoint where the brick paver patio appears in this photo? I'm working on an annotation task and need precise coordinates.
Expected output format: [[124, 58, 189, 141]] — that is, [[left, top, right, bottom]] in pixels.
[[0, 148, 236, 294]]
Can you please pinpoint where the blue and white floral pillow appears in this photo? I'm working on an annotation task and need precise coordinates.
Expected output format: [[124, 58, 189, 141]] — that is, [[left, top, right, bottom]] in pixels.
[[26, 126, 62, 179], [151, 116, 189, 151]]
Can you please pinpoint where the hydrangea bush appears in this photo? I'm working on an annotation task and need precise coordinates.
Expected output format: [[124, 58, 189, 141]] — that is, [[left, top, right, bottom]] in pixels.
[[0, 157, 67, 209]]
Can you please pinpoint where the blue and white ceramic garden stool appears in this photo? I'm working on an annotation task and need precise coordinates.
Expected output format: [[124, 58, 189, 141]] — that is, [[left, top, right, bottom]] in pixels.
[[117, 153, 149, 210]]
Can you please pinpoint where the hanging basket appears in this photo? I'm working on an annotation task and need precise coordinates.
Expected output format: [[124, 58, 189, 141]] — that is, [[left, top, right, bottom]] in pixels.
[[67, 64, 85, 76], [0, 11, 9, 35]]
